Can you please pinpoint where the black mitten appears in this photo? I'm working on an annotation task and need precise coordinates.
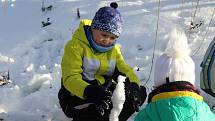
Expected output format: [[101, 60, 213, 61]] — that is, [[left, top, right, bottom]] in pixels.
[[84, 84, 112, 116], [124, 79, 145, 112]]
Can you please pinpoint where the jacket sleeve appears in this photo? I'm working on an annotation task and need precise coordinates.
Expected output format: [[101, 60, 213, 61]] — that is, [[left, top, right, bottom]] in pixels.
[[61, 40, 89, 99], [115, 45, 140, 85]]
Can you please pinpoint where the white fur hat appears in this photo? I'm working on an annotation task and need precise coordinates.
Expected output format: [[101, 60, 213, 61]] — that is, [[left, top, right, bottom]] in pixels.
[[154, 28, 195, 87]]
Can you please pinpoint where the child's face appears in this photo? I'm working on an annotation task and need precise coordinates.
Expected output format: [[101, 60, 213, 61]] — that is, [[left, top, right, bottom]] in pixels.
[[92, 29, 117, 47]]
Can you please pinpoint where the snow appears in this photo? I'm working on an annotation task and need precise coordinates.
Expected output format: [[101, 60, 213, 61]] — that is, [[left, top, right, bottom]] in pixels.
[[0, 0, 215, 121], [110, 75, 126, 121]]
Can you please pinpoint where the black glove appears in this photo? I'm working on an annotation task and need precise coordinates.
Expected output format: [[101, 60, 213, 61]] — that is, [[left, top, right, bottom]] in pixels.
[[84, 84, 112, 116], [124, 80, 142, 112]]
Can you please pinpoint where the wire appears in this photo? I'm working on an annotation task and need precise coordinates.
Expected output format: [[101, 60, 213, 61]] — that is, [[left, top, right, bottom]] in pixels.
[[191, 0, 200, 23], [192, 8, 215, 57], [180, 0, 185, 13], [2, 0, 8, 15], [144, 0, 161, 85], [188, 0, 200, 39]]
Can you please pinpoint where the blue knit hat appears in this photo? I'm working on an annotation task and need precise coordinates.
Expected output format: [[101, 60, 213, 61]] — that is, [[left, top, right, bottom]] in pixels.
[[91, 2, 123, 37]]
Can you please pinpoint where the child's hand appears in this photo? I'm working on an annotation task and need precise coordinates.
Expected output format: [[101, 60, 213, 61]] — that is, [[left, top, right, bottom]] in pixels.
[[124, 80, 142, 112], [84, 84, 113, 116]]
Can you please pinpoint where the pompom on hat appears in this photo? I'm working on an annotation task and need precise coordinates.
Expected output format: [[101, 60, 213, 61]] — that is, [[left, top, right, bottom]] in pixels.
[[91, 2, 123, 37], [154, 28, 195, 87]]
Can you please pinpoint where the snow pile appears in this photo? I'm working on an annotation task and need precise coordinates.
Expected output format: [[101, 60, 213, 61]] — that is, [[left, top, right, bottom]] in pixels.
[[109, 75, 126, 121]]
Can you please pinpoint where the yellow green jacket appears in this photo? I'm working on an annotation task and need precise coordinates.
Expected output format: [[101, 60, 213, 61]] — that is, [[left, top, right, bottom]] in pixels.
[[61, 19, 140, 99]]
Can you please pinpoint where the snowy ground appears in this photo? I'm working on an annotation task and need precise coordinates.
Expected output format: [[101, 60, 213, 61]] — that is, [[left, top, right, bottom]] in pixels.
[[0, 0, 215, 121]]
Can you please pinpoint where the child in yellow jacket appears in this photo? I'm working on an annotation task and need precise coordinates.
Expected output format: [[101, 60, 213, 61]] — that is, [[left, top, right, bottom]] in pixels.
[[58, 2, 147, 121]]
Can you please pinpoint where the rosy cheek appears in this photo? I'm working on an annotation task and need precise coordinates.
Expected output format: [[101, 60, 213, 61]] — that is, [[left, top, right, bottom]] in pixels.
[[95, 39, 103, 45], [94, 37, 101, 43], [107, 41, 112, 45]]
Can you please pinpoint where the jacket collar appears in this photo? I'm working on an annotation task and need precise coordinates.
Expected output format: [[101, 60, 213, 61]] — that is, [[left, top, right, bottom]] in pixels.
[[148, 81, 201, 103], [73, 19, 92, 46], [151, 91, 203, 102]]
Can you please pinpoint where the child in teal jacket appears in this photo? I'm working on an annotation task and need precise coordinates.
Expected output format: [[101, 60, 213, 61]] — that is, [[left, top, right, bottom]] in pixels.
[[135, 28, 215, 121]]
